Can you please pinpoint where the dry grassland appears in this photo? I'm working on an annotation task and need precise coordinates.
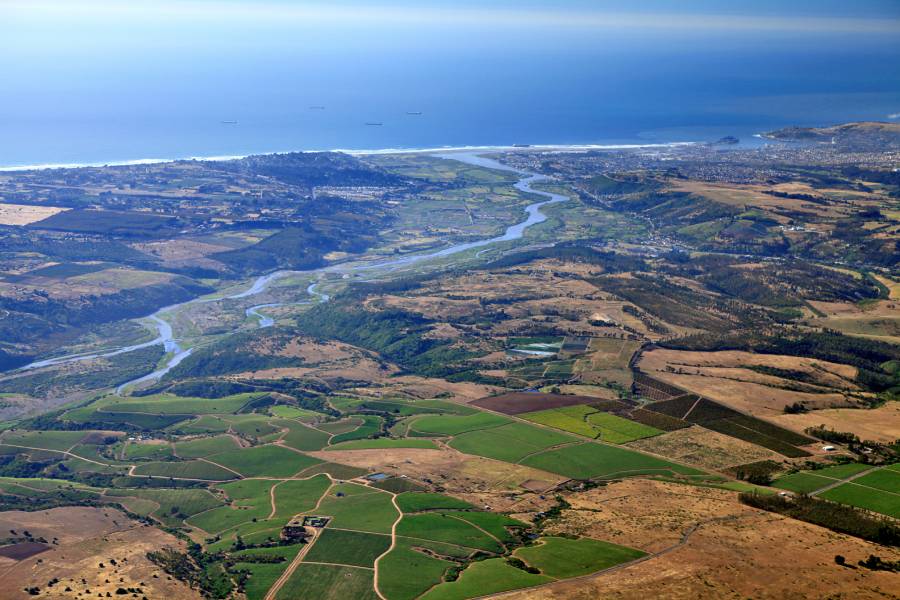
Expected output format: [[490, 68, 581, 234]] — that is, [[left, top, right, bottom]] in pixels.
[[0, 507, 199, 600], [639, 348, 859, 416], [0, 203, 68, 226], [808, 299, 900, 344], [309, 446, 565, 506], [349, 375, 500, 404], [772, 402, 900, 444], [626, 425, 781, 471], [501, 478, 900, 600]]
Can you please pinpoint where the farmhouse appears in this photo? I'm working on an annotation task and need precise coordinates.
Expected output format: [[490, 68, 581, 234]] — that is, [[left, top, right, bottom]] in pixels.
[[280, 518, 310, 543]]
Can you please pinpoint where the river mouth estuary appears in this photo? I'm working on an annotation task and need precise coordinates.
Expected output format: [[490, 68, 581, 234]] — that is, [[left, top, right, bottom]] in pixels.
[[15, 150, 569, 393]]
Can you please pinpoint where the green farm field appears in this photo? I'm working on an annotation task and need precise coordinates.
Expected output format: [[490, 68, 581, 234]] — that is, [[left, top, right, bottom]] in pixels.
[[448, 421, 574, 463], [275, 563, 377, 600], [313, 484, 399, 533], [521, 404, 663, 443], [420, 557, 551, 600], [272, 475, 332, 519], [395, 512, 505, 553], [304, 528, 391, 567], [130, 459, 237, 480], [173, 435, 241, 458], [326, 438, 438, 451], [396, 492, 474, 512], [820, 483, 900, 519], [377, 538, 458, 600], [208, 444, 322, 477], [514, 536, 645, 579], [521, 440, 703, 479], [409, 412, 511, 436]]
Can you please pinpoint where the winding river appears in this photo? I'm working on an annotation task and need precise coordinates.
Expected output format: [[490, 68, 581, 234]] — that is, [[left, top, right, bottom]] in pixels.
[[16, 152, 568, 393]]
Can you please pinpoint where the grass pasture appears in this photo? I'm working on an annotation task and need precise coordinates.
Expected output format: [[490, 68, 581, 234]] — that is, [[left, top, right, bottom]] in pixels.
[[409, 412, 510, 436], [773, 472, 837, 494], [275, 563, 377, 600], [851, 468, 900, 493], [122, 441, 173, 461], [304, 528, 391, 567], [173, 435, 240, 458], [420, 557, 551, 600], [209, 444, 321, 477], [446, 511, 524, 545], [326, 438, 438, 451], [587, 412, 663, 444], [269, 405, 325, 420], [396, 492, 474, 513], [98, 392, 262, 415], [514, 536, 645, 579], [232, 545, 303, 600], [315, 417, 364, 435], [330, 415, 384, 444], [131, 459, 237, 480], [314, 485, 398, 533], [186, 479, 275, 534], [449, 421, 574, 463], [0, 430, 92, 451], [520, 405, 598, 438], [521, 405, 663, 443], [395, 512, 503, 553], [297, 462, 369, 480], [377, 538, 456, 600], [104, 487, 222, 527], [820, 482, 900, 519], [272, 475, 332, 519], [276, 420, 331, 451], [522, 441, 702, 480]]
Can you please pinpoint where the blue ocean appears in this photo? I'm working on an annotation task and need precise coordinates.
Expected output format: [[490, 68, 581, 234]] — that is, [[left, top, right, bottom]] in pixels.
[[1, 2, 899, 167]]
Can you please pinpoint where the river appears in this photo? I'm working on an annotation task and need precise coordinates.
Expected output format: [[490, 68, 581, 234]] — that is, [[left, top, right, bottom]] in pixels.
[[15, 152, 568, 393]]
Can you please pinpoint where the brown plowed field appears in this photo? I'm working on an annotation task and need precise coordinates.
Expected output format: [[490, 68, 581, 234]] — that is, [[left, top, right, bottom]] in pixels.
[[471, 392, 597, 414]]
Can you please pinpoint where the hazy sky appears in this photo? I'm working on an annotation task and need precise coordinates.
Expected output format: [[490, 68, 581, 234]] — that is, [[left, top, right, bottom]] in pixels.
[[1, 0, 899, 164]]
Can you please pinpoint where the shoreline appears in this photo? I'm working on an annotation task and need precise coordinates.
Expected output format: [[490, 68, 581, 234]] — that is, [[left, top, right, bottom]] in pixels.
[[0, 141, 697, 173]]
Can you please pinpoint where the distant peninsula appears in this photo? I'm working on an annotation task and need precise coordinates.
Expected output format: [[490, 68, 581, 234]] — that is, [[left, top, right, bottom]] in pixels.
[[763, 121, 900, 152]]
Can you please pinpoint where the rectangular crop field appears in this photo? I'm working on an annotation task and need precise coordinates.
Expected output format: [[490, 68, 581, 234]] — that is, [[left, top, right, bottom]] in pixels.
[[586, 412, 663, 444], [449, 422, 575, 463], [173, 435, 240, 458], [131, 459, 236, 480], [819, 483, 900, 519], [272, 475, 332, 519], [410, 412, 510, 436], [851, 468, 900, 494], [521, 441, 702, 479], [470, 392, 597, 415], [303, 529, 391, 567], [275, 563, 377, 600], [209, 445, 321, 477], [102, 393, 261, 415], [396, 492, 473, 513], [395, 513, 503, 553], [326, 438, 438, 451], [313, 486, 398, 533]]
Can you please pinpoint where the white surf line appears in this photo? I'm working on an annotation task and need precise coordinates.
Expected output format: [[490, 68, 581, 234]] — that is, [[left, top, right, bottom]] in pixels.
[[0, 142, 696, 172]]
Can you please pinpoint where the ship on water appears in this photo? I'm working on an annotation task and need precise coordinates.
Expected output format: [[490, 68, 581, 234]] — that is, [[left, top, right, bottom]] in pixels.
[[406, 111, 423, 115], [220, 120, 238, 124], [365, 122, 383, 126]]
